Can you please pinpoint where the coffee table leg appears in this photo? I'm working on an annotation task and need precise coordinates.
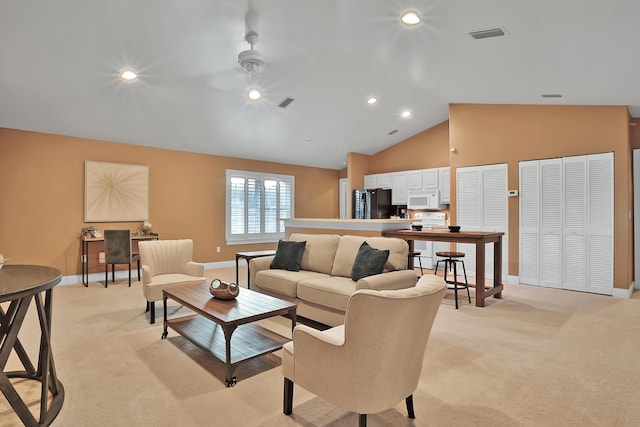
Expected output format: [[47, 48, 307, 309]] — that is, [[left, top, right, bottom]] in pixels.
[[288, 308, 297, 334], [161, 293, 168, 339], [222, 324, 238, 387]]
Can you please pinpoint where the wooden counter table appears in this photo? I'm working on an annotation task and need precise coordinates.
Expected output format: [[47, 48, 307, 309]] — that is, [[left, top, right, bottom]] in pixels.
[[382, 229, 504, 307]]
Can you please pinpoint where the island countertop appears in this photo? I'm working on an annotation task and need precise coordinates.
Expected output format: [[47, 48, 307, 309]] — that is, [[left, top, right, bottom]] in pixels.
[[283, 218, 413, 233]]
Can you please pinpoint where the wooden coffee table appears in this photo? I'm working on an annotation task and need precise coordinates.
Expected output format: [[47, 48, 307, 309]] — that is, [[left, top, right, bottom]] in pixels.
[[161, 283, 296, 387]]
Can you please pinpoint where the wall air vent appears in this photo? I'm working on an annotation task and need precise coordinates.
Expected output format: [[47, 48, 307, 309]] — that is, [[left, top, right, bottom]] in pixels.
[[469, 27, 506, 39], [541, 93, 563, 98], [278, 97, 295, 108], [388, 129, 399, 135]]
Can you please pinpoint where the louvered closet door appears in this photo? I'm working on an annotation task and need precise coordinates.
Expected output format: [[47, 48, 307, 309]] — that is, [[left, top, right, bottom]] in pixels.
[[539, 159, 562, 288], [482, 166, 508, 281], [562, 156, 587, 292], [587, 153, 614, 294], [456, 167, 482, 276], [519, 161, 539, 285], [456, 164, 508, 280]]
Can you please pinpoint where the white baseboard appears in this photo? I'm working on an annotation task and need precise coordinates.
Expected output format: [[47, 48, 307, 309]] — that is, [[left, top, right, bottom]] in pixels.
[[61, 260, 237, 286], [612, 282, 634, 299]]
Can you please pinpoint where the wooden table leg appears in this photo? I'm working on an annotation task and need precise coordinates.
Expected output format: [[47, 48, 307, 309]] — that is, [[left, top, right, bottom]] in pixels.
[[222, 324, 238, 387], [475, 241, 486, 307], [494, 238, 503, 299], [235, 255, 240, 288]]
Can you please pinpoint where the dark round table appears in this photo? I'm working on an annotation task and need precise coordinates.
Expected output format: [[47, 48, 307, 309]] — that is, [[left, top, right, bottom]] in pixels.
[[0, 264, 64, 426]]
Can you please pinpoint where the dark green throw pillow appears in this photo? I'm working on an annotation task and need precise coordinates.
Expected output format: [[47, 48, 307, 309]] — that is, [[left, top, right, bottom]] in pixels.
[[270, 239, 306, 272], [351, 241, 390, 281]]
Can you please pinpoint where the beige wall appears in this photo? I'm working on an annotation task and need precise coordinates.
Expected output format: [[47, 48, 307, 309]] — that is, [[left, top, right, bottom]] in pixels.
[[0, 128, 339, 277], [448, 104, 633, 290]]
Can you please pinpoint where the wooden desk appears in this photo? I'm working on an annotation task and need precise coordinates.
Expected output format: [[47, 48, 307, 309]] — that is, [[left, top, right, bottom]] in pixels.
[[81, 234, 159, 286], [382, 229, 504, 307], [235, 250, 276, 289], [0, 265, 64, 426]]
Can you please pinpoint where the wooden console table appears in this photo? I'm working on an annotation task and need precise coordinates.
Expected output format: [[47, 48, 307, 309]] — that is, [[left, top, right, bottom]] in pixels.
[[0, 265, 64, 426], [81, 234, 159, 286], [382, 229, 504, 307], [235, 250, 276, 289]]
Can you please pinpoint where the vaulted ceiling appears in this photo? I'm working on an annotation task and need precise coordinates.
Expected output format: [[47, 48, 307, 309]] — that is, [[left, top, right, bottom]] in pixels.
[[1, 1, 639, 169]]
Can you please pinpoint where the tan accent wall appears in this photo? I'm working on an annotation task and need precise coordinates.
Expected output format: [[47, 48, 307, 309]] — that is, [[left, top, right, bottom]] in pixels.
[[448, 104, 633, 290], [0, 128, 340, 277], [369, 121, 450, 172]]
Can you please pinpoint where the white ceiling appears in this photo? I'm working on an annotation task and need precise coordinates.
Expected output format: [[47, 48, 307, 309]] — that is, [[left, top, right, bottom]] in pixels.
[[2, 0, 640, 170]]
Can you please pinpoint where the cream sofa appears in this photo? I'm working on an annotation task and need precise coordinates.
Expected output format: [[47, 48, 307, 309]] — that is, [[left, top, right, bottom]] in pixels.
[[249, 233, 417, 326]]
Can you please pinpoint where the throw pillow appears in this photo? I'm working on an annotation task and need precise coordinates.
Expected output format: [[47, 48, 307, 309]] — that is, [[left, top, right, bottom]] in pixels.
[[351, 241, 390, 281], [270, 239, 306, 272]]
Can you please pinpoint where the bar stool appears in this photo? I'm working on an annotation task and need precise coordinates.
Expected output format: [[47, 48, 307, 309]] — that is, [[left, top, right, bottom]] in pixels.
[[434, 251, 470, 309], [408, 251, 424, 277]]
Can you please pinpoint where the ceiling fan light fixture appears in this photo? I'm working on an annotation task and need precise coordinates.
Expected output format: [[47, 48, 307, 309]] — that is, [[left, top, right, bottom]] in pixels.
[[401, 11, 421, 26], [119, 69, 138, 81], [248, 88, 262, 101]]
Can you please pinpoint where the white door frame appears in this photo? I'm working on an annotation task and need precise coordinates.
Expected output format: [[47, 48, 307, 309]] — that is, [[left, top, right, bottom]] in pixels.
[[633, 150, 640, 290]]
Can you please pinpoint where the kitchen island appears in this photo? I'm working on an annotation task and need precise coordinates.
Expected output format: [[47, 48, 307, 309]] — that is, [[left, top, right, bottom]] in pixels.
[[283, 218, 412, 238]]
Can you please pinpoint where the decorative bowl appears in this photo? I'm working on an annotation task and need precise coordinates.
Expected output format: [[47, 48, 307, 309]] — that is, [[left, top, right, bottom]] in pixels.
[[448, 225, 461, 233], [411, 224, 423, 231], [209, 279, 240, 300]]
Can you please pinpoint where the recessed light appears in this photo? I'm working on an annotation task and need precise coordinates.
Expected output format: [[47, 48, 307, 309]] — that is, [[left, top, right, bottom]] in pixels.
[[367, 97, 377, 104], [248, 88, 262, 101], [401, 110, 412, 118], [120, 69, 138, 81], [305, 137, 313, 142], [401, 11, 421, 26]]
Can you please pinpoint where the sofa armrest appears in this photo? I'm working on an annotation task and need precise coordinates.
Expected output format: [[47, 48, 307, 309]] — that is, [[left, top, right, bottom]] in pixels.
[[248, 256, 275, 287], [355, 269, 417, 291], [184, 261, 205, 277]]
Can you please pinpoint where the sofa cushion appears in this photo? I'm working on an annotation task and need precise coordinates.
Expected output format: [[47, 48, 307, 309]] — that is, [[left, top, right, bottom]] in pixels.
[[256, 269, 330, 298], [331, 235, 409, 277], [289, 233, 341, 275], [297, 276, 356, 312], [351, 241, 390, 281], [270, 239, 306, 271]]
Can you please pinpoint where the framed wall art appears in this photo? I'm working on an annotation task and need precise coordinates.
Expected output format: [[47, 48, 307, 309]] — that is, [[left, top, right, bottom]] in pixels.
[[85, 161, 149, 222]]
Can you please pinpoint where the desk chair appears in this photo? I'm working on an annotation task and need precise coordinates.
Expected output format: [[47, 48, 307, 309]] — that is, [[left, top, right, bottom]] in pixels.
[[104, 230, 140, 288]]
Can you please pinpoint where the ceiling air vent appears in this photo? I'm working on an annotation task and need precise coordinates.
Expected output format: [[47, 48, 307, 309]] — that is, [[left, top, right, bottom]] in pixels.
[[278, 97, 295, 108], [541, 93, 563, 98], [469, 27, 505, 40], [387, 129, 399, 135]]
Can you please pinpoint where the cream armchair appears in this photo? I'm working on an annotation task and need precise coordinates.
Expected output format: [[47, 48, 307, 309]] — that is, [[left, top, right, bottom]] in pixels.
[[138, 239, 207, 324], [282, 274, 446, 426]]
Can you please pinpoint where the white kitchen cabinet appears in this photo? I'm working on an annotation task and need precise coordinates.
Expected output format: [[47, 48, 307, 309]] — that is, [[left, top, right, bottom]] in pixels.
[[364, 173, 392, 189], [407, 170, 423, 190], [364, 174, 377, 189], [438, 167, 450, 204], [377, 173, 392, 189], [391, 172, 408, 205], [422, 169, 439, 189]]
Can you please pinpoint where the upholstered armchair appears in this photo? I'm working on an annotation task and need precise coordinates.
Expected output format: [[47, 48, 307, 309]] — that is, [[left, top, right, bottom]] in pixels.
[[138, 239, 207, 324], [282, 274, 446, 426]]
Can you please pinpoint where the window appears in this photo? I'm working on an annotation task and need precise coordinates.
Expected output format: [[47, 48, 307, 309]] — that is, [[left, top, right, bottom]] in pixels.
[[226, 169, 294, 244]]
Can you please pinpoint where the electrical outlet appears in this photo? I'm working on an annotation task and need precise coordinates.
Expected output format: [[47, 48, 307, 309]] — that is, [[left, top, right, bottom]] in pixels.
[[216, 246, 221, 253]]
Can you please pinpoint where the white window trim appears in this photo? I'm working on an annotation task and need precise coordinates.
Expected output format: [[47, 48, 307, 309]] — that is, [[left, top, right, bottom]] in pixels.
[[225, 169, 295, 245]]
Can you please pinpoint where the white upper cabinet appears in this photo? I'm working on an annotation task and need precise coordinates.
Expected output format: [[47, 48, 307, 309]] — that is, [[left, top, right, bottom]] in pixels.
[[438, 167, 450, 204], [364, 175, 377, 189], [422, 169, 439, 189], [407, 170, 423, 190], [391, 172, 408, 205], [364, 173, 392, 189]]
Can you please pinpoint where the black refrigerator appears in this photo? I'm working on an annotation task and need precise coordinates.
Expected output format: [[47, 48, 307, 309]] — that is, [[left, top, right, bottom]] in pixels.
[[353, 188, 392, 219]]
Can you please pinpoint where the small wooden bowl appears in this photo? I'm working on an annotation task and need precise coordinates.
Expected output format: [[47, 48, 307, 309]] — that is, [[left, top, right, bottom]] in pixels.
[[209, 279, 240, 300]]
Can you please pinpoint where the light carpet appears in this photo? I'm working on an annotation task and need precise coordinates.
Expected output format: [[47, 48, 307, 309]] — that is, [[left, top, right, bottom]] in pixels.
[[1, 267, 639, 426]]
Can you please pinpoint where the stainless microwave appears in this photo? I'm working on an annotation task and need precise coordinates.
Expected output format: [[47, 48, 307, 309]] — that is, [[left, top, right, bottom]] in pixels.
[[407, 189, 440, 210]]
